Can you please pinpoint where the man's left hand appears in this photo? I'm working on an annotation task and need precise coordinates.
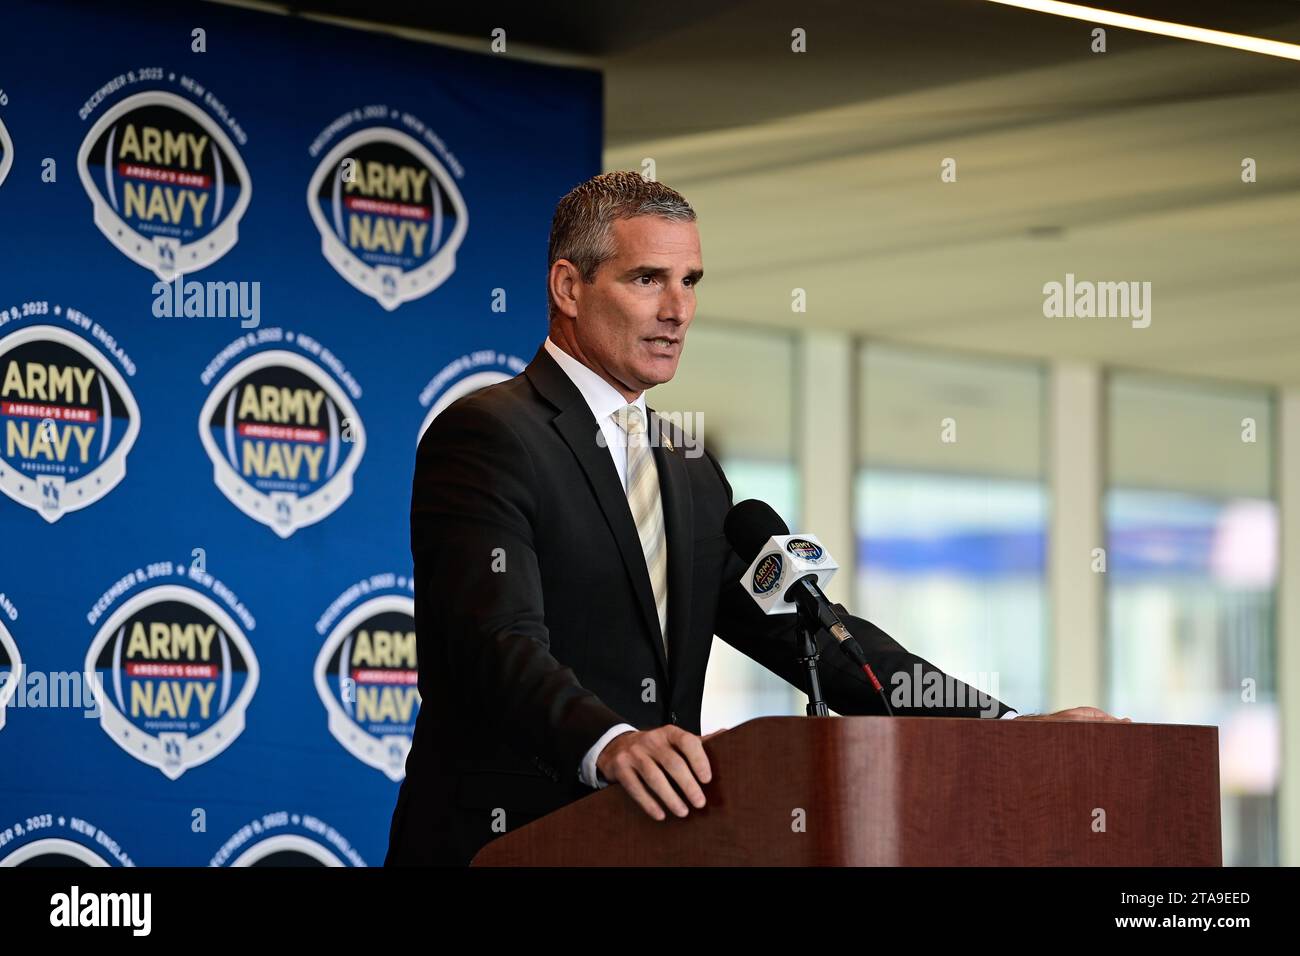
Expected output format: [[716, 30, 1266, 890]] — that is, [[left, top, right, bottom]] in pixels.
[[1013, 706, 1131, 722]]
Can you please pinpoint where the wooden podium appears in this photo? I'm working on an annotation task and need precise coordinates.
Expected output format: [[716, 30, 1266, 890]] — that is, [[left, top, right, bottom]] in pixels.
[[471, 715, 1221, 866]]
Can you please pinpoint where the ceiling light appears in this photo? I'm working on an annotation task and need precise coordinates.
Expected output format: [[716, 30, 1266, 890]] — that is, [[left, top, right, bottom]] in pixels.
[[985, 0, 1300, 62]]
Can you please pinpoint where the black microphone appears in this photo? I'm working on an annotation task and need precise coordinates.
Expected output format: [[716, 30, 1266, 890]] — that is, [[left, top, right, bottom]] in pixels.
[[724, 499, 893, 714]]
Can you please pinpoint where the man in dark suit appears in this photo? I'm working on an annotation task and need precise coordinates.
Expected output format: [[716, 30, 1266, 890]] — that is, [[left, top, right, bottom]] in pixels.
[[384, 171, 1125, 866]]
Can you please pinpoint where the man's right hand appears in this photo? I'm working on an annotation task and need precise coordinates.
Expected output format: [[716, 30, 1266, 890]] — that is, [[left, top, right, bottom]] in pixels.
[[595, 725, 712, 821]]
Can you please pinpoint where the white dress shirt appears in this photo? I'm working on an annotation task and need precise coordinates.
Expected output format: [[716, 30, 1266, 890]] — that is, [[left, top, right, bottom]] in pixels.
[[542, 338, 1018, 790]]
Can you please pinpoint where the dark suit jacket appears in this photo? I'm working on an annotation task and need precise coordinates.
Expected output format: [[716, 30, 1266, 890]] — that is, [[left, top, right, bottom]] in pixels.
[[384, 343, 1012, 865]]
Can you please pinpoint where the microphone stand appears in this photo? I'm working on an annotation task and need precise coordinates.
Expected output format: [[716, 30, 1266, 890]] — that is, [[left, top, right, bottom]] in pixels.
[[796, 620, 830, 717], [793, 596, 897, 718]]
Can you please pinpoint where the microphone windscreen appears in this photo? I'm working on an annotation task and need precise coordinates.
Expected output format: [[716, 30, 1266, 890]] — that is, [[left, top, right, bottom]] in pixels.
[[724, 499, 790, 564]]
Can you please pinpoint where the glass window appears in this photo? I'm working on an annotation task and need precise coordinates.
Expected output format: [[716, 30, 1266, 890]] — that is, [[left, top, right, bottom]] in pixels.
[[855, 344, 1049, 717], [1106, 372, 1278, 866]]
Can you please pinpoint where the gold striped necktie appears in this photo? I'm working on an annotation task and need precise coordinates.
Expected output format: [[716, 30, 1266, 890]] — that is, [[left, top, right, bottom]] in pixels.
[[615, 404, 668, 655]]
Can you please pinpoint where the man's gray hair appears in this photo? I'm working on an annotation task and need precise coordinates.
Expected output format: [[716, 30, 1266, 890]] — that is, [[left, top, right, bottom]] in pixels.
[[547, 171, 696, 323]]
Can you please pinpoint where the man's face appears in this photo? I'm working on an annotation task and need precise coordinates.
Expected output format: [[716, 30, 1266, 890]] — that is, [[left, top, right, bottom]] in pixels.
[[558, 216, 702, 399]]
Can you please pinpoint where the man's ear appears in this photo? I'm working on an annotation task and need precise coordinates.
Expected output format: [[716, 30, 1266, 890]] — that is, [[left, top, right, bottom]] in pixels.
[[549, 259, 582, 321]]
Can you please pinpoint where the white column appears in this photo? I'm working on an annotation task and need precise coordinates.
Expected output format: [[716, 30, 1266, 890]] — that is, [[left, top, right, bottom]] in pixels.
[[798, 332, 855, 605], [1049, 362, 1104, 711], [1278, 390, 1300, 866]]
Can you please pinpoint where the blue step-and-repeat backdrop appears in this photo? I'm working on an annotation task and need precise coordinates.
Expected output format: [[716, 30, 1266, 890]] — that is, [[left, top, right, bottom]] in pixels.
[[0, 0, 600, 866]]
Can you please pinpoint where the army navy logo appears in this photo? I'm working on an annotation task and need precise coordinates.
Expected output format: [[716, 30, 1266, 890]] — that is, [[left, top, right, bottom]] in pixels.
[[198, 350, 366, 538], [314, 594, 418, 781], [0, 617, 21, 734], [785, 538, 825, 563], [230, 835, 346, 867], [78, 90, 251, 279], [210, 812, 365, 866], [85, 584, 259, 779], [0, 812, 133, 866], [751, 552, 784, 595], [0, 325, 141, 523], [0, 115, 12, 189], [307, 127, 467, 310], [0, 839, 111, 867], [417, 351, 523, 442]]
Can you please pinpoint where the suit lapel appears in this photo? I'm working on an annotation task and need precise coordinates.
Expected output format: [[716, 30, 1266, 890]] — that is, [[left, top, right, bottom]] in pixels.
[[527, 347, 668, 678]]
